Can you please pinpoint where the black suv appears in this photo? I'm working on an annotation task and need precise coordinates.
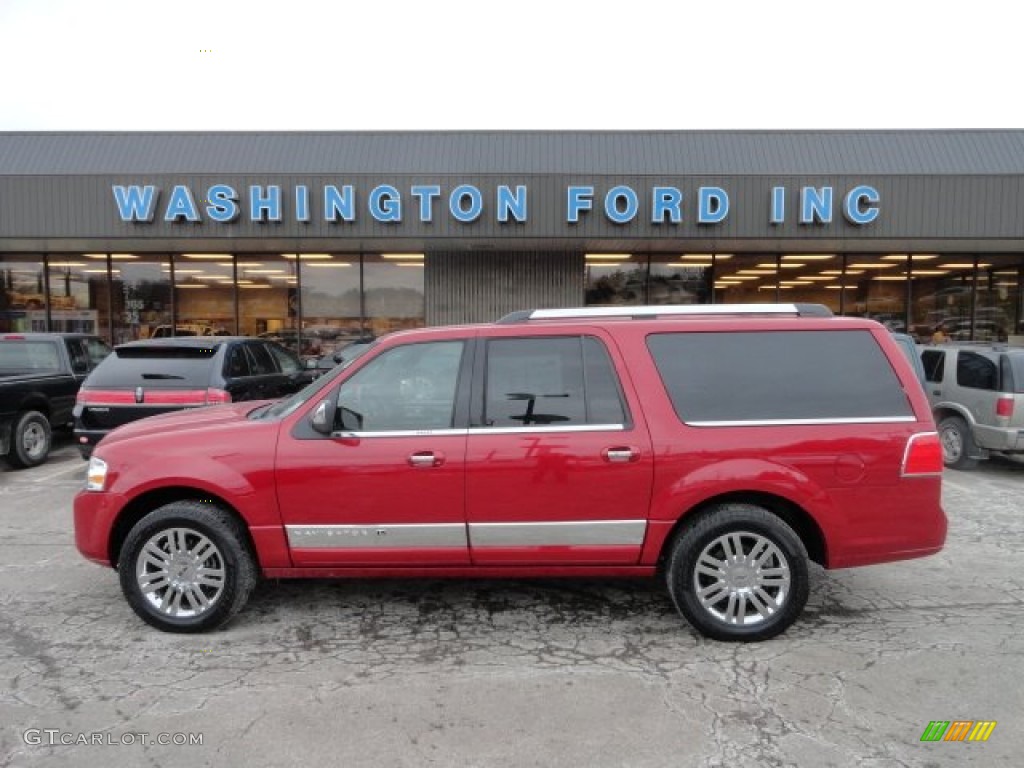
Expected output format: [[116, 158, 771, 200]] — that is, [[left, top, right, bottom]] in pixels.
[[73, 337, 316, 458]]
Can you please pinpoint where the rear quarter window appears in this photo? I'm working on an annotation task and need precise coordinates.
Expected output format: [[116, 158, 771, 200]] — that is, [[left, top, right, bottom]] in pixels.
[[86, 345, 219, 388], [647, 330, 914, 423], [0, 341, 61, 374]]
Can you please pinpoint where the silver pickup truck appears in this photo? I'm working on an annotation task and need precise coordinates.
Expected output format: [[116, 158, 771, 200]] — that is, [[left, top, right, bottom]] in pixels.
[[919, 343, 1024, 469]]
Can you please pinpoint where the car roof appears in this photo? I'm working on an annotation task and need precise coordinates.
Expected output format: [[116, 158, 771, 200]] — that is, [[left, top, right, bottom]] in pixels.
[[115, 336, 249, 350], [1, 332, 104, 340]]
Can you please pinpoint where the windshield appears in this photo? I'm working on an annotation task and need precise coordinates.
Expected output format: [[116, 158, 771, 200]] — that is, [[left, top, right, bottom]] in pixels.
[[254, 341, 378, 420]]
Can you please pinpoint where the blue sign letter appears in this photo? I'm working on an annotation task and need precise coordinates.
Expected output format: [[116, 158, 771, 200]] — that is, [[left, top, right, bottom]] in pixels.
[[206, 184, 239, 223], [843, 185, 880, 225], [295, 185, 310, 223], [113, 185, 158, 222], [604, 186, 639, 224], [770, 186, 785, 225], [411, 185, 441, 223], [164, 185, 200, 222], [497, 185, 527, 223], [652, 187, 683, 223], [567, 186, 594, 223], [800, 186, 833, 224], [369, 185, 402, 223], [324, 185, 355, 222], [698, 187, 729, 224], [250, 185, 282, 222], [450, 185, 483, 223]]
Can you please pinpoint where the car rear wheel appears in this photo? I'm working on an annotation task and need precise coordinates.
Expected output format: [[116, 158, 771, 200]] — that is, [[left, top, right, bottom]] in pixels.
[[6, 410, 51, 469], [666, 504, 809, 642], [118, 501, 257, 633], [937, 415, 978, 470]]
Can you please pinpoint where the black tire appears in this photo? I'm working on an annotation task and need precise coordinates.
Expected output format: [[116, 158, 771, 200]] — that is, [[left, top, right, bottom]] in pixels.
[[6, 410, 51, 469], [666, 503, 809, 642], [118, 501, 258, 633], [937, 415, 978, 470]]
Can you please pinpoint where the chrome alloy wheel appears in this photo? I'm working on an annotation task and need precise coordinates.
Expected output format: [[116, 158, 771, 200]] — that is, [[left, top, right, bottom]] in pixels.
[[693, 532, 791, 626], [22, 421, 47, 460], [136, 528, 226, 618]]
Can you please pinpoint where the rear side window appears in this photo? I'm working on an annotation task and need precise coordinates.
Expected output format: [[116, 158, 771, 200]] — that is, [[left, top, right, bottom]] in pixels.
[[647, 330, 914, 424], [1004, 354, 1024, 394], [225, 346, 251, 378], [87, 345, 218, 388], [482, 336, 627, 427], [921, 349, 945, 383], [246, 343, 276, 375], [956, 351, 998, 391], [266, 343, 300, 374], [0, 341, 61, 373]]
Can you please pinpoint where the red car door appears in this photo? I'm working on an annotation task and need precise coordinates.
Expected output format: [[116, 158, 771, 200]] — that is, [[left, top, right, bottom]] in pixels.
[[275, 339, 472, 567], [465, 334, 654, 565]]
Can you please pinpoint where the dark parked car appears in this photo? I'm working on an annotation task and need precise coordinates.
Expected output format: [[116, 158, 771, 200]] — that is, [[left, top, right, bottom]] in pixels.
[[73, 337, 317, 458], [1, 333, 110, 468]]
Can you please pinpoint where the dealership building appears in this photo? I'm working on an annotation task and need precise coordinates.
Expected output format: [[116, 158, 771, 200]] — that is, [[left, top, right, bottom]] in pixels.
[[1, 130, 1023, 351]]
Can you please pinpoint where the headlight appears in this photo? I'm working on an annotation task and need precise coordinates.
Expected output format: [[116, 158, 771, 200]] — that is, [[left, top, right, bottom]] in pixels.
[[86, 456, 108, 492]]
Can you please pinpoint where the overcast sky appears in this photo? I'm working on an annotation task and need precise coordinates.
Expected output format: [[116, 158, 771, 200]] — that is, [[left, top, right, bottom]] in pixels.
[[1, 0, 1021, 131]]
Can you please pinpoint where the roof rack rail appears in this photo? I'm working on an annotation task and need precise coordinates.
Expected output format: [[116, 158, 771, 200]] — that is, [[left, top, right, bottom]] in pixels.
[[495, 303, 833, 324]]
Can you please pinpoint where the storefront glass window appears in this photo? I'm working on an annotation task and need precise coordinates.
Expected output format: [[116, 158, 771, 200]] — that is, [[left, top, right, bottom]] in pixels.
[[0, 258, 47, 332], [46, 255, 110, 337], [111, 255, 171, 342], [584, 254, 648, 305], [363, 254, 425, 336], [647, 255, 711, 305], [234, 255, 301, 351], [843, 255, 907, 330], [298, 254, 363, 358], [172, 254, 236, 335], [713, 254, 778, 303], [913, 257, 975, 341], [975, 256, 1020, 341], [773, 254, 843, 313]]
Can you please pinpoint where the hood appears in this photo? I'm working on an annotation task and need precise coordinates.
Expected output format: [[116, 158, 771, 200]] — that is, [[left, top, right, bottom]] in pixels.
[[97, 401, 272, 447]]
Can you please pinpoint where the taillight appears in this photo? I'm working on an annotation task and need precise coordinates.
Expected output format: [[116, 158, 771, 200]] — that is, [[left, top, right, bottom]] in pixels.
[[902, 432, 944, 476], [205, 388, 232, 404], [76, 389, 136, 405], [996, 396, 1014, 419]]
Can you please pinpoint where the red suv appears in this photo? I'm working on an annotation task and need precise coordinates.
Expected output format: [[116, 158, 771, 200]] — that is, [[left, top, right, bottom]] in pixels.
[[74, 304, 946, 641]]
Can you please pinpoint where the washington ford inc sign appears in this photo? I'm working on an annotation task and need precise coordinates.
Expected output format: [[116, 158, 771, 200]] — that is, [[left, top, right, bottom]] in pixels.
[[112, 183, 881, 227]]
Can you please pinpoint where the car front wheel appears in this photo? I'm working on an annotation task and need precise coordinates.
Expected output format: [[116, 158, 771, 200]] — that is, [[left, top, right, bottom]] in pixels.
[[118, 501, 257, 633], [666, 503, 809, 642]]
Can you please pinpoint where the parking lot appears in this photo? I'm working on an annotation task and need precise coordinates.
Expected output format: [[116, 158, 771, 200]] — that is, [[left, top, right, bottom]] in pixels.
[[1, 436, 1021, 767]]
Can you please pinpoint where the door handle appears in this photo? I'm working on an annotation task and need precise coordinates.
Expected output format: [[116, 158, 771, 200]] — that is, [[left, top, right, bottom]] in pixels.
[[603, 446, 639, 463], [408, 451, 444, 468]]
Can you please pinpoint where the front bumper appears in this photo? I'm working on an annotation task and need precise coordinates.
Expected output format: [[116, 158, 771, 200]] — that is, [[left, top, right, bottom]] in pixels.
[[74, 488, 127, 567]]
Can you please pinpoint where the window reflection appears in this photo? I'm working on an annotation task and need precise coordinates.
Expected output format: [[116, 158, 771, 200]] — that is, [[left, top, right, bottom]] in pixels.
[[363, 254, 425, 336], [298, 254, 362, 359], [584, 254, 647, 305], [111, 255, 171, 343], [0, 259, 46, 332]]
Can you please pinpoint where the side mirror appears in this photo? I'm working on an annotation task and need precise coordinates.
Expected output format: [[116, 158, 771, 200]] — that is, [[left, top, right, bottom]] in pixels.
[[310, 397, 335, 435], [332, 350, 345, 364]]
